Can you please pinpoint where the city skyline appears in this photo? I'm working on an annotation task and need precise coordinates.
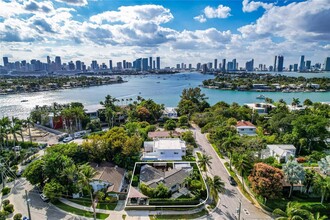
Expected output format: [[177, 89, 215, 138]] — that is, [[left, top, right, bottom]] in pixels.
[[1, 0, 329, 67]]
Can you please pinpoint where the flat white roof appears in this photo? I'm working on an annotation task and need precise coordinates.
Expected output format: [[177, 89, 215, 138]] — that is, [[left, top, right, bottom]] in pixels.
[[151, 138, 186, 150]]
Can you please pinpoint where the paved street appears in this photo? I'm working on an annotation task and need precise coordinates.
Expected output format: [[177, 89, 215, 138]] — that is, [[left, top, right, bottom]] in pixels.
[[192, 124, 272, 220]]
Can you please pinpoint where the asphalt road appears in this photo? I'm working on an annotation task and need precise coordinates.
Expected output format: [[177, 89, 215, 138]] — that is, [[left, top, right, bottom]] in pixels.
[[192, 125, 272, 220]]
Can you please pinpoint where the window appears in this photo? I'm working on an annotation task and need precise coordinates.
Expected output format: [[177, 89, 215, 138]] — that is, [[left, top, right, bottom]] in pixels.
[[160, 152, 164, 154], [174, 152, 179, 154], [249, 128, 254, 131]]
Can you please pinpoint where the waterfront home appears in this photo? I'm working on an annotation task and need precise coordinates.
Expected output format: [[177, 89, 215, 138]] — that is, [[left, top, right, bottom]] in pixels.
[[141, 138, 186, 161], [261, 144, 296, 163], [287, 104, 307, 112], [147, 131, 181, 139], [236, 120, 257, 136], [245, 103, 276, 114], [162, 107, 178, 119], [139, 164, 192, 194], [90, 162, 126, 198], [84, 104, 105, 119]]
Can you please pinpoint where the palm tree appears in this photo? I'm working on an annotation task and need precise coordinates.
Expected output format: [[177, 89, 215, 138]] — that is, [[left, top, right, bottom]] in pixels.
[[283, 160, 305, 198], [198, 153, 212, 175], [100, 95, 117, 110], [291, 98, 300, 107], [0, 117, 11, 150], [312, 212, 328, 220], [23, 117, 34, 143], [105, 107, 114, 128], [312, 174, 330, 204], [303, 169, 315, 194], [10, 117, 23, 146], [232, 153, 252, 190], [207, 175, 225, 204], [272, 202, 313, 220], [221, 134, 240, 170], [78, 163, 97, 220], [62, 164, 78, 196]]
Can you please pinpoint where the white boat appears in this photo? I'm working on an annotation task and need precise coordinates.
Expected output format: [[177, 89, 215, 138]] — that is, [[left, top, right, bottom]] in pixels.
[[256, 95, 266, 99]]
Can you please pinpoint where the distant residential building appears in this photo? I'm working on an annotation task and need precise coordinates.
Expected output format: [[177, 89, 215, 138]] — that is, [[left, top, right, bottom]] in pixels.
[[236, 120, 256, 136], [117, 62, 122, 69], [76, 60, 82, 70], [277, 55, 284, 72], [324, 57, 330, 71], [162, 107, 178, 119], [202, 63, 208, 73], [109, 60, 113, 70], [91, 60, 98, 70], [293, 64, 298, 72], [196, 63, 201, 70], [207, 62, 212, 70], [245, 59, 254, 71], [287, 104, 307, 112], [68, 61, 75, 70], [299, 55, 305, 71], [306, 60, 311, 70], [289, 65, 293, 71], [274, 55, 277, 72], [227, 62, 234, 71], [55, 56, 61, 70], [123, 60, 126, 69], [245, 103, 276, 115], [214, 59, 217, 70], [232, 59, 237, 71], [142, 138, 186, 161], [261, 144, 296, 163], [142, 58, 148, 71], [156, 57, 160, 69], [3, 57, 9, 66], [149, 57, 152, 70], [222, 59, 226, 72]]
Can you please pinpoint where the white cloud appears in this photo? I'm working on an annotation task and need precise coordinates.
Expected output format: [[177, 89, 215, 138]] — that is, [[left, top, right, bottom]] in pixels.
[[242, 0, 274, 13], [55, 0, 88, 6], [90, 5, 173, 25], [195, 4, 231, 23], [193, 15, 206, 23], [204, 5, 231, 19]]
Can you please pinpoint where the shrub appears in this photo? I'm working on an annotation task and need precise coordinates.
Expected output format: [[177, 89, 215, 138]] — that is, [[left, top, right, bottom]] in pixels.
[[1, 187, 11, 196], [3, 204, 14, 213], [189, 180, 202, 191], [13, 213, 22, 220], [105, 196, 117, 203], [131, 175, 139, 187], [2, 200, 10, 206], [296, 157, 306, 163]]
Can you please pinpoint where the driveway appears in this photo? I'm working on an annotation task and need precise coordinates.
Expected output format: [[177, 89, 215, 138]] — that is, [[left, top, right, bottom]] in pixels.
[[192, 124, 272, 220]]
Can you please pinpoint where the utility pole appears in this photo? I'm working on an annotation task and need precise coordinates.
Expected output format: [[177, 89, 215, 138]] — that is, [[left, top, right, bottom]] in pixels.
[[25, 190, 32, 220], [237, 199, 242, 220]]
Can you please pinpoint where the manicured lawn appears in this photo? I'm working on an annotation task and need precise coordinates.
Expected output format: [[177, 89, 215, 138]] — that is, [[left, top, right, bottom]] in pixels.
[[149, 209, 208, 219], [68, 197, 92, 207], [53, 200, 109, 219], [96, 202, 117, 210]]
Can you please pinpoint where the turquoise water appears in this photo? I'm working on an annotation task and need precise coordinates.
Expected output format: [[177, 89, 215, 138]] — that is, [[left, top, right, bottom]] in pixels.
[[0, 72, 329, 119]]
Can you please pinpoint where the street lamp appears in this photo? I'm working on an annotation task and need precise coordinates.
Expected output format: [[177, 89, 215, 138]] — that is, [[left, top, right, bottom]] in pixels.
[[236, 199, 242, 220]]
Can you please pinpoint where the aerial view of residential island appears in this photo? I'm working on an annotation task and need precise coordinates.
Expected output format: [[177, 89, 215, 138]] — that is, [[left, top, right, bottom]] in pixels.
[[0, 0, 329, 220]]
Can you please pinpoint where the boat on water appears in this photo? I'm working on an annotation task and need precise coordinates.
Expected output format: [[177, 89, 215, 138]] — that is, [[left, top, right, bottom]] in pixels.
[[156, 81, 160, 83], [21, 100, 28, 102], [256, 95, 266, 99]]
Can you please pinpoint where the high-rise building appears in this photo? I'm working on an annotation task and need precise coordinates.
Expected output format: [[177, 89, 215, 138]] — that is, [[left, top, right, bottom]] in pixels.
[[196, 63, 201, 70], [109, 60, 113, 70], [293, 64, 298, 72], [68, 61, 75, 70], [222, 59, 226, 72], [207, 62, 212, 70], [277, 55, 284, 72], [306, 60, 311, 70], [324, 57, 330, 71], [55, 56, 61, 70], [156, 57, 160, 70], [142, 58, 148, 71], [153, 60, 155, 70], [47, 56, 51, 65], [117, 62, 122, 69], [289, 65, 293, 71], [149, 57, 152, 70], [245, 59, 254, 71], [202, 64, 208, 73], [123, 60, 126, 69], [82, 62, 86, 71], [76, 60, 82, 70], [214, 59, 217, 70], [274, 55, 277, 72], [232, 59, 237, 71], [91, 60, 98, 70], [3, 57, 9, 66], [134, 58, 142, 71], [188, 64, 192, 69], [299, 55, 305, 71], [227, 62, 234, 71], [176, 64, 180, 69]]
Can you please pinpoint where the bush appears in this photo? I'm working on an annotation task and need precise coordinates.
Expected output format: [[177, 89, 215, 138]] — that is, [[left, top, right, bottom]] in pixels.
[[131, 175, 139, 187], [1, 187, 11, 196], [105, 196, 117, 203], [13, 213, 22, 220], [296, 157, 306, 163], [2, 200, 10, 206], [149, 198, 200, 205], [3, 204, 14, 213]]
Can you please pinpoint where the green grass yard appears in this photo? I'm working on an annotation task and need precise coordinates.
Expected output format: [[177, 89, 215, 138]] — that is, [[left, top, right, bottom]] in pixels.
[[149, 209, 208, 220], [96, 202, 117, 210]]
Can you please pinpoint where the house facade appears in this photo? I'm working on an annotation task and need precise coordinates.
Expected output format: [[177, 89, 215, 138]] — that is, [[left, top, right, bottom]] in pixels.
[[236, 120, 257, 136], [142, 138, 186, 161], [162, 107, 178, 119]]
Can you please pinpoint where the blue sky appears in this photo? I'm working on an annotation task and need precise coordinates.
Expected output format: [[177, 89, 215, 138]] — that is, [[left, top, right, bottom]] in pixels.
[[0, 0, 329, 68]]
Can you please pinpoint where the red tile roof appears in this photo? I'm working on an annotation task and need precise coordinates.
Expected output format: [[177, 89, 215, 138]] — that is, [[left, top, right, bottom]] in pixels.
[[236, 120, 256, 127]]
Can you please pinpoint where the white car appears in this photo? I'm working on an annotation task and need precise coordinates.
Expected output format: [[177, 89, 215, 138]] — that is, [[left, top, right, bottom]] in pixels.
[[63, 136, 73, 143], [40, 193, 49, 202]]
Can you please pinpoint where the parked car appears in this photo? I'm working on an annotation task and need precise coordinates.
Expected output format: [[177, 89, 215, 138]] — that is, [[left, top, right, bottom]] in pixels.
[[12, 146, 21, 151], [40, 193, 49, 202], [228, 176, 237, 186], [38, 142, 48, 149], [63, 136, 73, 143], [16, 169, 25, 177], [58, 133, 69, 142]]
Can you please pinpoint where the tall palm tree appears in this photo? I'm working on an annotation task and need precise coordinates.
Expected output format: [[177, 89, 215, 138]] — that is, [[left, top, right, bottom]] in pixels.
[[105, 107, 114, 128], [0, 117, 10, 150], [232, 153, 252, 190], [272, 202, 313, 220], [198, 153, 212, 175], [78, 163, 97, 220], [207, 175, 225, 204], [291, 98, 300, 107], [283, 160, 305, 198], [10, 117, 23, 146], [221, 134, 240, 170], [23, 117, 34, 143], [62, 164, 78, 196], [312, 174, 330, 204]]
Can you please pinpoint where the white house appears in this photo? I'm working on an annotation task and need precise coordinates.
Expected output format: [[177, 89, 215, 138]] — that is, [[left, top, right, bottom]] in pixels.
[[236, 120, 257, 136], [245, 103, 276, 115], [162, 107, 178, 119], [261, 144, 296, 163], [142, 138, 186, 161]]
